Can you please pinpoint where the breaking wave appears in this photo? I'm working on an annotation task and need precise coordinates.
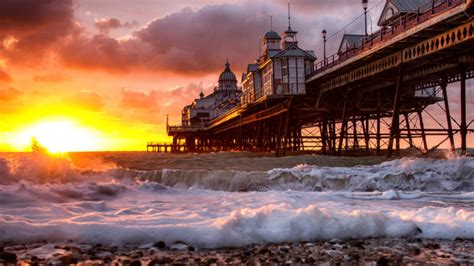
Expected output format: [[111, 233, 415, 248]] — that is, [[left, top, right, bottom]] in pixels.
[[1, 154, 473, 192], [125, 157, 474, 192], [0, 153, 473, 247]]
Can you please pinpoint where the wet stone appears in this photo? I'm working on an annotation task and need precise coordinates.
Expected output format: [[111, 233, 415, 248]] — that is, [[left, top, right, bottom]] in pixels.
[[425, 243, 441, 249], [376, 256, 390, 266], [0, 251, 17, 264], [410, 247, 421, 256], [206, 257, 218, 264], [350, 240, 365, 249], [58, 254, 78, 265], [153, 241, 166, 249]]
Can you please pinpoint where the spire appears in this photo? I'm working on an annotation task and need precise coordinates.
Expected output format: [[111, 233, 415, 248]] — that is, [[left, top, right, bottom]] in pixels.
[[199, 81, 204, 98], [225, 58, 230, 69], [288, 0, 291, 29], [282, 0, 297, 49], [285, 0, 296, 33], [270, 14, 273, 31]]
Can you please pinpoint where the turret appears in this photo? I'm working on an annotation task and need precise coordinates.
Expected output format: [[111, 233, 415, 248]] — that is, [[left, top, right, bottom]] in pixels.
[[217, 59, 238, 91], [282, 1, 298, 49]]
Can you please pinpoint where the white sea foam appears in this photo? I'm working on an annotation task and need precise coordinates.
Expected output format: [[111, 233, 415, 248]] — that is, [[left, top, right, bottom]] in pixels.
[[150, 157, 474, 192], [0, 154, 473, 248], [0, 180, 473, 247]]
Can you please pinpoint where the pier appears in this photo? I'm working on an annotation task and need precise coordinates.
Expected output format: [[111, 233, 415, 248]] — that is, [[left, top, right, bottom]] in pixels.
[[150, 0, 474, 157]]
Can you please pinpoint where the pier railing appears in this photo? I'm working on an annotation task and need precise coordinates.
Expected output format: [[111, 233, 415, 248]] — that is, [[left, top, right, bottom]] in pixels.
[[310, 0, 465, 77], [167, 125, 203, 134]]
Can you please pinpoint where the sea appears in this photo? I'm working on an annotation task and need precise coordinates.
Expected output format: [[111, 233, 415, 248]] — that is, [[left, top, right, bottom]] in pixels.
[[0, 151, 473, 249]]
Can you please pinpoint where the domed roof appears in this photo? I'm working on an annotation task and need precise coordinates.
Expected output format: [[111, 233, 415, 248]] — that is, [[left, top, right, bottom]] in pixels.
[[218, 60, 237, 82], [264, 30, 281, 40]]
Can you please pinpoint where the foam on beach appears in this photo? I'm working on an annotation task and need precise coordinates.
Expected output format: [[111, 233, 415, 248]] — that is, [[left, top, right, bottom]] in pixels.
[[0, 153, 473, 248]]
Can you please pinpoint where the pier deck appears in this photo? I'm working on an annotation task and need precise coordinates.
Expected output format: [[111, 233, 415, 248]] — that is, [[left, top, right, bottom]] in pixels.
[[149, 0, 474, 157]]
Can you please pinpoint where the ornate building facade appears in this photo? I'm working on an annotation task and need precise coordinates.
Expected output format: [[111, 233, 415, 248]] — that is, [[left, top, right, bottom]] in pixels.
[[181, 61, 242, 128], [241, 19, 316, 105]]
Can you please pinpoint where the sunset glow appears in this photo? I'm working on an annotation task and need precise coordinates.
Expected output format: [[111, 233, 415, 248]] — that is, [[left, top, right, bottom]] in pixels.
[[0, 0, 472, 152], [11, 120, 102, 153]]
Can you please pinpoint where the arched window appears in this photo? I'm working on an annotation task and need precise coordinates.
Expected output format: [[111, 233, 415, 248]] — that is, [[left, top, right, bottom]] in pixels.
[[385, 8, 395, 20]]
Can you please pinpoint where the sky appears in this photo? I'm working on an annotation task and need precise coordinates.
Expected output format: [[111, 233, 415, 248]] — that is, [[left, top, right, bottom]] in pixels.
[[0, 0, 471, 151]]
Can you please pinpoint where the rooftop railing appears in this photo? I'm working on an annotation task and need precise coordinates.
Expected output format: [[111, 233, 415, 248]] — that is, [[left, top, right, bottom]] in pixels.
[[167, 125, 203, 134], [309, 0, 465, 78]]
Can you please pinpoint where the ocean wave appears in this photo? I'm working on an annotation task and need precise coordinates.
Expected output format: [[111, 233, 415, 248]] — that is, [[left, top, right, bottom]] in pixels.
[[0, 198, 473, 247], [125, 157, 473, 192], [1, 154, 473, 192]]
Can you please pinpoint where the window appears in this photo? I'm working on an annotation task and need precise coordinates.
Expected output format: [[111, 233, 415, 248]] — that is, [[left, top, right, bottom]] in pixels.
[[385, 8, 394, 21]]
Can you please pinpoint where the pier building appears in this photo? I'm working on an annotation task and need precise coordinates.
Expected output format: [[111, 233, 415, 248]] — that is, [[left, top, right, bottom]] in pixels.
[[147, 0, 474, 157]]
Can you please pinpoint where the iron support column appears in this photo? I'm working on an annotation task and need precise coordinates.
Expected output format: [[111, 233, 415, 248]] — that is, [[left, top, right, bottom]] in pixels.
[[387, 65, 403, 158], [322, 118, 328, 155], [338, 96, 349, 155], [404, 113, 413, 148], [441, 79, 456, 153], [418, 111, 428, 151], [460, 66, 467, 155]]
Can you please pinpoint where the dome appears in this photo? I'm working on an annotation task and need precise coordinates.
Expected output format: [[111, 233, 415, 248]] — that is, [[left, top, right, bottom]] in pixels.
[[218, 61, 237, 82], [264, 30, 281, 40]]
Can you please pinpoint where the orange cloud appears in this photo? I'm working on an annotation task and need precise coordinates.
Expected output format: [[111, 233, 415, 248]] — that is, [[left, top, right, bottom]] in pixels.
[[0, 70, 12, 83], [121, 88, 160, 110], [74, 90, 104, 112], [32, 73, 70, 83], [0, 87, 22, 102]]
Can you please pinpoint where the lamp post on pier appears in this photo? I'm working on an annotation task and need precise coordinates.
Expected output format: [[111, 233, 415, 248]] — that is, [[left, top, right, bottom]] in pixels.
[[362, 0, 368, 36], [322, 29, 327, 66]]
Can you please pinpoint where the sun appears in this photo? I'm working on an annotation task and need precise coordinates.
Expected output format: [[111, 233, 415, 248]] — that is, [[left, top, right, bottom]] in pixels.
[[13, 120, 102, 153]]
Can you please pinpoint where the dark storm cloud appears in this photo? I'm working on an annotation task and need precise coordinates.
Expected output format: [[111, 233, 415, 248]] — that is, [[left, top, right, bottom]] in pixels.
[[60, 4, 270, 74], [0, 0, 74, 32], [133, 4, 269, 74], [0, 0, 376, 75], [0, 0, 75, 63]]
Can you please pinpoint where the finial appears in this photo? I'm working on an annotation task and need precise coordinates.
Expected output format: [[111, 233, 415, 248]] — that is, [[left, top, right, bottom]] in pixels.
[[270, 14, 273, 31], [199, 81, 204, 98], [258, 35, 261, 56], [225, 58, 230, 68], [288, 0, 291, 28]]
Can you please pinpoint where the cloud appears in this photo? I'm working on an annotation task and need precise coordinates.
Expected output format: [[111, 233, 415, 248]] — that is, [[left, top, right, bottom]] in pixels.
[[0, 0, 372, 77], [159, 83, 202, 115], [59, 34, 150, 73], [94, 18, 139, 34], [133, 4, 269, 74], [121, 88, 160, 110], [59, 1, 369, 75], [0, 0, 75, 64], [118, 83, 203, 123], [59, 3, 272, 75], [74, 90, 104, 112], [0, 70, 12, 83], [32, 73, 69, 83], [0, 87, 22, 101]]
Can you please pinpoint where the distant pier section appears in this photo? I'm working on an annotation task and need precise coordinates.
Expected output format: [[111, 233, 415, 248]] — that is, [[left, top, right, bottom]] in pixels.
[[149, 0, 474, 157]]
